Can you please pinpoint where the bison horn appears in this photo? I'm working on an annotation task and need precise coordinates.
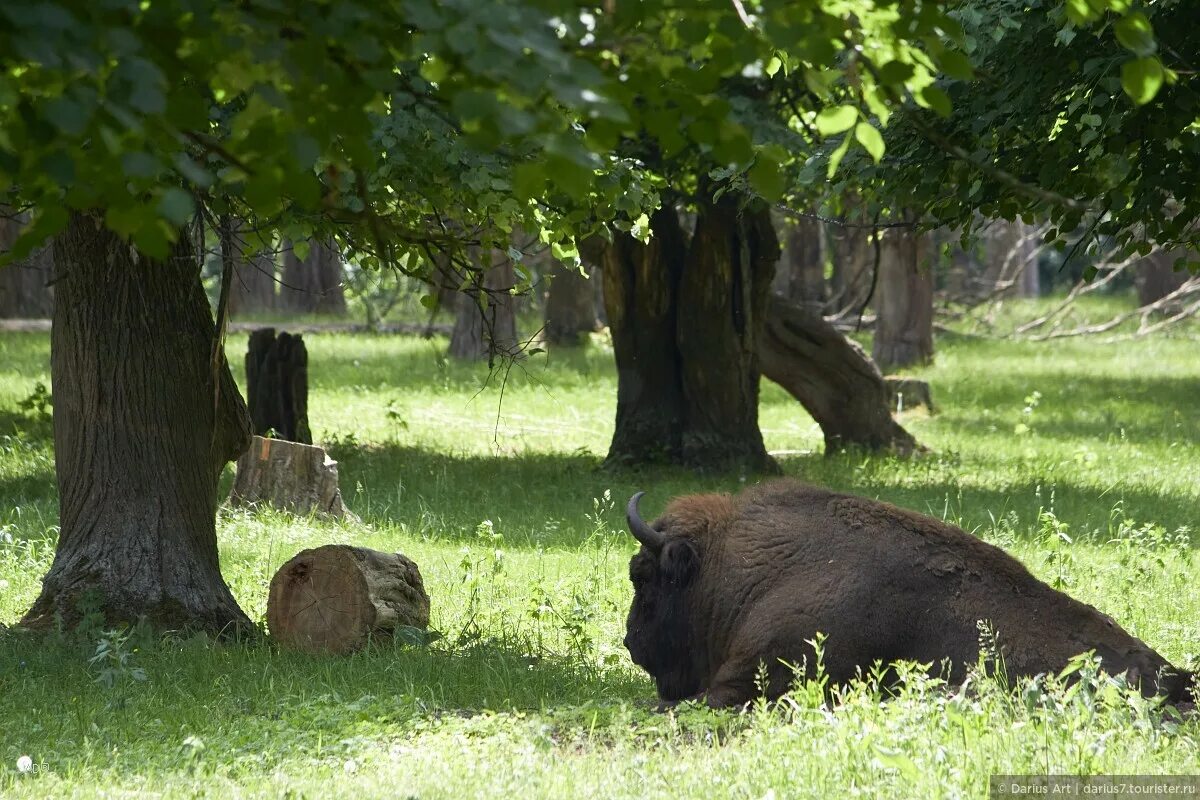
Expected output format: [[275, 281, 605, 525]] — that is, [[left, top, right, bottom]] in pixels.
[[627, 492, 665, 551]]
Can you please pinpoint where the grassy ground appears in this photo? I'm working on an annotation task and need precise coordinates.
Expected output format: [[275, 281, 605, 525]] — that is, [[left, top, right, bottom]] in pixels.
[[1, 295, 1198, 798]]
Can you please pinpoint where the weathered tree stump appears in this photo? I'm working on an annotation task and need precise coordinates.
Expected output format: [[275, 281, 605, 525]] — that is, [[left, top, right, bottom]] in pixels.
[[246, 328, 311, 444], [268, 545, 430, 654], [884, 376, 935, 414], [229, 436, 352, 518]]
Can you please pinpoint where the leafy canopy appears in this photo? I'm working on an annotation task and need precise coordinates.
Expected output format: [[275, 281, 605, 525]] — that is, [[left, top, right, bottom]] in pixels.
[[1, 0, 969, 268]]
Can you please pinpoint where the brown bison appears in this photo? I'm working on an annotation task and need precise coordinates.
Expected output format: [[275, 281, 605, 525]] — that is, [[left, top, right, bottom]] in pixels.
[[623, 479, 1194, 708]]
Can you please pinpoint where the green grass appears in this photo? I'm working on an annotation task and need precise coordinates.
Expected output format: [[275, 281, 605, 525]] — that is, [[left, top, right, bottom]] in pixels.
[[1, 295, 1199, 798]]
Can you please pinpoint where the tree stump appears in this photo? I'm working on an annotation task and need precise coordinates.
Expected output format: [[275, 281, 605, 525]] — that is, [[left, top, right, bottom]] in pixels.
[[884, 376, 935, 414], [246, 328, 311, 444], [267, 545, 430, 654], [229, 436, 352, 518]]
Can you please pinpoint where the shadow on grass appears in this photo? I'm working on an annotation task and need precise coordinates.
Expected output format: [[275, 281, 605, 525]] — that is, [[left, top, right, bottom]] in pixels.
[[329, 442, 1200, 549], [0, 628, 651, 775]]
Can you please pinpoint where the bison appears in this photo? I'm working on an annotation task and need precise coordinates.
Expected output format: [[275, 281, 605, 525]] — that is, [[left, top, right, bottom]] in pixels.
[[623, 479, 1194, 708]]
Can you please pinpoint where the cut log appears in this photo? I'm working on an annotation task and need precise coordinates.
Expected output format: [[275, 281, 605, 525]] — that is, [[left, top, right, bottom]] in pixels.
[[245, 328, 311, 444], [268, 544, 430, 654], [759, 295, 920, 455], [229, 435, 353, 519]]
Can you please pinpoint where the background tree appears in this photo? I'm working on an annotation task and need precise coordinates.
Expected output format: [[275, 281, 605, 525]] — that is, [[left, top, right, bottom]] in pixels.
[[226, 220, 277, 318], [872, 221, 934, 372], [544, 261, 598, 347], [0, 210, 54, 318], [281, 239, 346, 316]]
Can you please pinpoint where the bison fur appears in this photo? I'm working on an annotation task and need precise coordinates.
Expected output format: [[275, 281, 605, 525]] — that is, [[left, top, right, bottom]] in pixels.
[[623, 479, 1194, 708]]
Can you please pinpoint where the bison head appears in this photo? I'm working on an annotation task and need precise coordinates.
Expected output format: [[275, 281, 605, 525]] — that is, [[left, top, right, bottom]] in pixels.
[[623, 491, 703, 701]]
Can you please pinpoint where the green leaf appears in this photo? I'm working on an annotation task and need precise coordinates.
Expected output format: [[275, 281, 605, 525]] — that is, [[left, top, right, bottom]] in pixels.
[[158, 188, 195, 226], [765, 56, 782, 77], [1113, 13, 1156, 57], [938, 50, 974, 81], [1064, 0, 1098, 26], [44, 96, 89, 136], [919, 85, 952, 117], [1120, 57, 1164, 105], [854, 122, 885, 163], [815, 105, 857, 136], [749, 155, 785, 201], [826, 135, 852, 179]]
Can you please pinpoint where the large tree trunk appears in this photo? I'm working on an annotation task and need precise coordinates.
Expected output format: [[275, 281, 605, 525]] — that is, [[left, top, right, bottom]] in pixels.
[[603, 197, 777, 472], [0, 209, 55, 318], [601, 207, 686, 466], [22, 211, 253, 634], [281, 238, 346, 315], [872, 223, 934, 372], [448, 252, 519, 361], [676, 195, 777, 471], [226, 219, 277, 317], [759, 296, 918, 455], [772, 212, 825, 313], [543, 261, 597, 346]]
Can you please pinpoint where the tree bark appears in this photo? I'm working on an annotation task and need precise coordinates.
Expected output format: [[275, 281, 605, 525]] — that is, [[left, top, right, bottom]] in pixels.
[[22, 211, 253, 634], [448, 251, 519, 361], [543, 260, 597, 346], [281, 238, 346, 315], [983, 220, 1040, 299], [772, 212, 825, 312], [676, 195, 777, 471], [828, 206, 873, 316], [872, 222, 934, 372], [230, 436, 351, 519], [603, 197, 778, 472], [759, 296, 919, 455], [226, 219, 277, 317], [601, 207, 687, 466], [245, 328, 312, 444], [1135, 249, 1189, 307], [0, 209, 55, 318], [267, 545, 429, 654]]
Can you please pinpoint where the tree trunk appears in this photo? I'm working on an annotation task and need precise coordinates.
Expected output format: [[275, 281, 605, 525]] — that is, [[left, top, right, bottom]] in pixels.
[[676, 195, 777, 471], [579, 235, 609, 328], [828, 207, 873, 316], [772, 212, 825, 312], [872, 223, 934, 372], [280, 238, 346, 315], [759, 296, 919, 455], [603, 196, 778, 472], [22, 211, 253, 633], [601, 207, 686, 466], [245, 328, 312, 444], [226, 219, 276, 317], [0, 209, 55, 318], [422, 253, 460, 337], [983, 220, 1039, 298], [448, 252, 519, 361], [543, 261, 597, 346], [267, 545, 429, 654], [1136, 249, 1189, 307]]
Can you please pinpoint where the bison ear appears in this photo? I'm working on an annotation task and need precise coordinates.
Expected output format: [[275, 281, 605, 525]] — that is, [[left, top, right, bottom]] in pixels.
[[660, 539, 699, 586]]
